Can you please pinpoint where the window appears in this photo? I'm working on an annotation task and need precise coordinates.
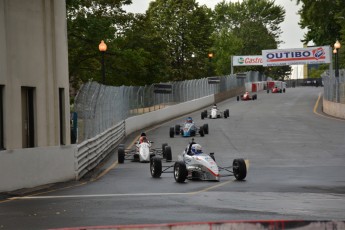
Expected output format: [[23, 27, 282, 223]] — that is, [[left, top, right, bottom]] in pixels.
[[0, 85, 4, 150], [22, 87, 36, 148], [59, 88, 66, 145]]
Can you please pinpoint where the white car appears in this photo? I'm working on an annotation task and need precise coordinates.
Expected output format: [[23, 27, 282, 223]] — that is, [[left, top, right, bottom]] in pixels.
[[150, 139, 247, 183], [118, 141, 172, 163], [201, 106, 229, 119]]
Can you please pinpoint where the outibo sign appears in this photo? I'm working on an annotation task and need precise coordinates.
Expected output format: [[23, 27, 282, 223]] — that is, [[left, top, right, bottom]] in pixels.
[[232, 55, 263, 66], [262, 46, 331, 66]]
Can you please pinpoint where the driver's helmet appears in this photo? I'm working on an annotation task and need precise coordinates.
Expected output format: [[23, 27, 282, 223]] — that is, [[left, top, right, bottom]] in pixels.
[[245, 91, 249, 94], [212, 104, 217, 109], [141, 132, 146, 137], [186, 117, 193, 123], [191, 144, 203, 155], [139, 136, 147, 143]]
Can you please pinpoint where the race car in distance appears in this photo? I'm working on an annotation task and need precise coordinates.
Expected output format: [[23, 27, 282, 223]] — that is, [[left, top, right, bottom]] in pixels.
[[169, 117, 208, 138], [150, 138, 247, 183], [267, 81, 286, 93], [201, 104, 229, 119], [237, 91, 257, 101], [118, 134, 172, 163]]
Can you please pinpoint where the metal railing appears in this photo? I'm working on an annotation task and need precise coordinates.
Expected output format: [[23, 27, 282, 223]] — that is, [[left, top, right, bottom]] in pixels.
[[322, 69, 345, 103]]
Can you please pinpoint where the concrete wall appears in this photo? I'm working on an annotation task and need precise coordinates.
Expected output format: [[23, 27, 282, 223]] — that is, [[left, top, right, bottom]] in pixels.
[[0, 145, 76, 192], [0, 0, 70, 149], [125, 95, 215, 135], [323, 99, 345, 119]]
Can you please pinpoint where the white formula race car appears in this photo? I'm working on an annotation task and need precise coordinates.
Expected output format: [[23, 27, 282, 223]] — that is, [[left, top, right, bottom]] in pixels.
[[150, 139, 247, 183], [201, 106, 229, 119], [118, 141, 172, 163]]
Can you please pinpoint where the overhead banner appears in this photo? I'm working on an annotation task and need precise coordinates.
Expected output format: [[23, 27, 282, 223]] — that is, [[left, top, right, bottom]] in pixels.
[[262, 46, 331, 66], [232, 55, 263, 66]]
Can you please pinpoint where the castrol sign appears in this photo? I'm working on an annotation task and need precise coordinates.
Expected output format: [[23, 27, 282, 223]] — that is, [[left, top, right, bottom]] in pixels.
[[232, 55, 263, 66], [262, 46, 331, 66]]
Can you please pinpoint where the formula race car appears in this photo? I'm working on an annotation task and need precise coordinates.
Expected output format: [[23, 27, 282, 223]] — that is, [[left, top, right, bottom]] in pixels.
[[201, 105, 229, 119], [150, 139, 247, 183], [268, 86, 286, 93], [169, 117, 209, 138], [237, 91, 257, 101], [118, 136, 172, 163]]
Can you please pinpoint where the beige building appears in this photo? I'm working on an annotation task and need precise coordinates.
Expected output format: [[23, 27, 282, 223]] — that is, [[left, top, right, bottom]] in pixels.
[[0, 0, 75, 192]]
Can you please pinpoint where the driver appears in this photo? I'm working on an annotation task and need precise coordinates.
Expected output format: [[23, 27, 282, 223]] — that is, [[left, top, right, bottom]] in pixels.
[[186, 117, 193, 123], [212, 104, 217, 109], [190, 144, 203, 155], [139, 132, 147, 143]]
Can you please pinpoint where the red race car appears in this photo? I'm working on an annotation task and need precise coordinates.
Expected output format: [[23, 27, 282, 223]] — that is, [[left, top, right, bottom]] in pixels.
[[237, 92, 257, 101]]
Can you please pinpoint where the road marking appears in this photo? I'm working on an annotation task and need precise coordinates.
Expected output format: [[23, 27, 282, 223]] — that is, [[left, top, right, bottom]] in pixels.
[[313, 93, 345, 122]]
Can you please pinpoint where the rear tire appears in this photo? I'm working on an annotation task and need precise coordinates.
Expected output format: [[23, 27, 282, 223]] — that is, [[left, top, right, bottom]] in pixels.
[[199, 126, 204, 137], [237, 95, 240, 101], [165, 146, 172, 162], [169, 127, 174, 138], [175, 125, 180, 135], [226, 109, 229, 117], [118, 147, 125, 164], [233, 158, 247, 180], [150, 157, 162, 178], [162, 143, 168, 158], [203, 124, 209, 134], [174, 161, 187, 183]]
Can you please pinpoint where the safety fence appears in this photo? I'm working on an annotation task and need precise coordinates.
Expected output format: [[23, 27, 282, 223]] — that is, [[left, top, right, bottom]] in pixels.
[[322, 69, 345, 103]]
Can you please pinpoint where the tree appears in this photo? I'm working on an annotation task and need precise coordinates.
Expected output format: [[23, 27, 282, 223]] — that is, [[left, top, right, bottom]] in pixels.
[[146, 0, 214, 80]]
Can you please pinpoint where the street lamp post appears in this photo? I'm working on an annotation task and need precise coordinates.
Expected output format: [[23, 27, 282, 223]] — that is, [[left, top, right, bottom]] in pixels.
[[334, 40, 341, 78], [208, 53, 213, 76], [99, 40, 107, 84]]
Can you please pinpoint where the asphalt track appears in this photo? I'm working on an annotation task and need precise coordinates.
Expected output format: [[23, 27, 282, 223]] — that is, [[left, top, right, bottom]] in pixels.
[[1, 87, 345, 230]]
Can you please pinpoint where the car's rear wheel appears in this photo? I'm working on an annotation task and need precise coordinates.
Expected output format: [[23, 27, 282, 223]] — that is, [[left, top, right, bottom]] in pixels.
[[118, 147, 125, 164], [199, 126, 204, 137], [169, 127, 174, 138], [201, 112, 204, 120], [174, 161, 187, 183], [162, 143, 168, 158], [233, 158, 247, 180], [150, 157, 162, 178], [226, 109, 229, 117], [165, 146, 172, 162], [203, 124, 209, 134], [175, 125, 180, 135]]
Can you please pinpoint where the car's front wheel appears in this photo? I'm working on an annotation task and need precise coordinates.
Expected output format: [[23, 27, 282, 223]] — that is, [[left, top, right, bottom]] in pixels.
[[174, 161, 187, 183], [150, 157, 162, 178], [233, 158, 247, 180]]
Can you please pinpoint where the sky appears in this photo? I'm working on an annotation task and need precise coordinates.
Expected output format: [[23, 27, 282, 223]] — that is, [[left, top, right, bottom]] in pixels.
[[123, 0, 307, 49]]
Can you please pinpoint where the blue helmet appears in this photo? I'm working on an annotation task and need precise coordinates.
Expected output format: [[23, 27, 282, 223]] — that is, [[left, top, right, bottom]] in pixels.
[[186, 117, 193, 123], [191, 144, 203, 155]]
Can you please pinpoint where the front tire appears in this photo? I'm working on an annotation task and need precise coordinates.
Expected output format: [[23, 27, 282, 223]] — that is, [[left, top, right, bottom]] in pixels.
[[203, 124, 209, 134], [150, 157, 162, 178], [233, 158, 247, 180], [174, 161, 187, 183], [199, 126, 204, 137]]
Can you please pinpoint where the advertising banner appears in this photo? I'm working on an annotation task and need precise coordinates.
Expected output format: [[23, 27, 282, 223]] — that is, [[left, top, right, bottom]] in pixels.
[[232, 55, 263, 66], [262, 46, 331, 66]]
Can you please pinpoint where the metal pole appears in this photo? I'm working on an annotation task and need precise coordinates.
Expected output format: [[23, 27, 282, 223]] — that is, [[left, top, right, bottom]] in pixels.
[[101, 51, 105, 84]]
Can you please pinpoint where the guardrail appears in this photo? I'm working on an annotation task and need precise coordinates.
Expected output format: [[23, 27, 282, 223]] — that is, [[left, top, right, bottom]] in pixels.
[[75, 121, 125, 179]]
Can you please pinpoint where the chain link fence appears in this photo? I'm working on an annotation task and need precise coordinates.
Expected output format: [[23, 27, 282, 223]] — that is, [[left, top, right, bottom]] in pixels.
[[73, 72, 263, 143], [322, 69, 345, 103]]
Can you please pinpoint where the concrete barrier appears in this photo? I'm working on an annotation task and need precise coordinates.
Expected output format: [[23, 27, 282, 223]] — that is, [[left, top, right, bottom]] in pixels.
[[0, 145, 76, 192], [323, 99, 345, 119], [125, 95, 214, 135]]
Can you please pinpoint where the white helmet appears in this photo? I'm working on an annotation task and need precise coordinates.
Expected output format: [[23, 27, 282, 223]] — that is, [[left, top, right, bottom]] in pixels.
[[191, 144, 203, 155]]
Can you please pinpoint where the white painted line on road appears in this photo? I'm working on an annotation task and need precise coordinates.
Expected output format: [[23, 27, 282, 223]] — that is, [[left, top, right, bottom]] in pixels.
[[13, 192, 196, 200]]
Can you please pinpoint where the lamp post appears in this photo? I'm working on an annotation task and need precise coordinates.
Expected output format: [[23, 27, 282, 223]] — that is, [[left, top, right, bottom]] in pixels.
[[208, 53, 213, 76], [99, 40, 107, 84], [334, 40, 341, 78]]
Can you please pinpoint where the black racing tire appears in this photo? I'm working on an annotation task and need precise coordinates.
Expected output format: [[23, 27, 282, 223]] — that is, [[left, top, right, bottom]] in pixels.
[[267, 89, 269, 93], [150, 157, 162, 178], [199, 126, 204, 137], [169, 127, 174, 138], [203, 124, 209, 134], [204, 110, 207, 116], [226, 109, 230, 117], [233, 158, 247, 181], [174, 161, 187, 183], [253, 94, 257, 100], [237, 95, 240, 101], [283, 88, 286, 93], [165, 146, 172, 162], [162, 143, 168, 158], [118, 147, 125, 164], [175, 125, 180, 135], [201, 112, 204, 120]]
